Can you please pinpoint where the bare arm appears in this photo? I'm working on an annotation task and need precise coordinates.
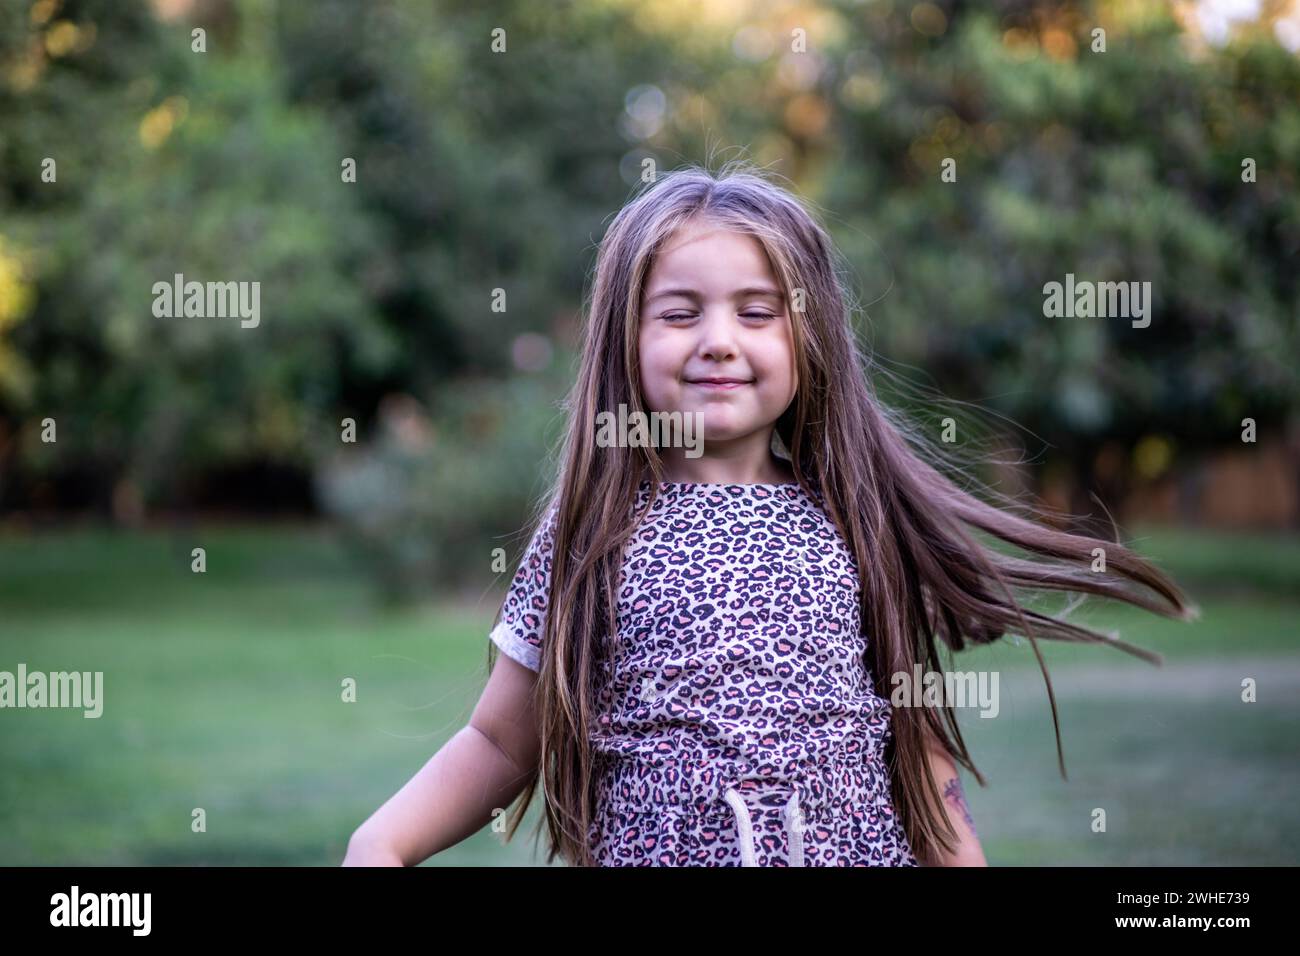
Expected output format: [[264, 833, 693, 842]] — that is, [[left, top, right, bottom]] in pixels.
[[342, 653, 543, 866], [916, 743, 988, 867]]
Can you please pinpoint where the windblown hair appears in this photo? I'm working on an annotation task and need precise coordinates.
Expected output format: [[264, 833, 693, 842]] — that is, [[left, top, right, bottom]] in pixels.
[[488, 160, 1199, 867]]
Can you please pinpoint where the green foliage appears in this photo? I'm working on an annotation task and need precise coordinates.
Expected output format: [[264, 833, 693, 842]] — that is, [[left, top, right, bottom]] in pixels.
[[2, 0, 1297, 596], [826, 7, 1299, 447], [312, 370, 567, 601]]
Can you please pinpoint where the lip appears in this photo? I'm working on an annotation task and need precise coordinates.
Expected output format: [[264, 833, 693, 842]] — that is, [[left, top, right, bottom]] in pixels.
[[685, 377, 754, 390]]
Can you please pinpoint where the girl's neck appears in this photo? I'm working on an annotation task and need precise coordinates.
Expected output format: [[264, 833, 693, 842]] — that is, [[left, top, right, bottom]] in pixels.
[[655, 448, 795, 485]]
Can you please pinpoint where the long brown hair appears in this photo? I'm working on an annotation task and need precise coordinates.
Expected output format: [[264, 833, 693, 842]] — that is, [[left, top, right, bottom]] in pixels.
[[488, 160, 1199, 866]]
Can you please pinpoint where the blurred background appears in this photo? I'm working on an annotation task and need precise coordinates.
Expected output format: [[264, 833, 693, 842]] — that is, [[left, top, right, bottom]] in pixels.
[[0, 0, 1297, 866]]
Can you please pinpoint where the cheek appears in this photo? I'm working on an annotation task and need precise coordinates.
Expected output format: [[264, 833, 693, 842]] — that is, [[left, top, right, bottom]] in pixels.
[[636, 335, 681, 404], [639, 328, 684, 376], [780, 331, 799, 394], [756, 336, 797, 392]]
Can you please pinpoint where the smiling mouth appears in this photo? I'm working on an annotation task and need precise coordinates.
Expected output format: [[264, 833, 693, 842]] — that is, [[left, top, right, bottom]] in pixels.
[[686, 378, 754, 390]]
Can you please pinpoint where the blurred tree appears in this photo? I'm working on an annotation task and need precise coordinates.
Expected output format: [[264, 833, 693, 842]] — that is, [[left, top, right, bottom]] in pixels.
[[2, 0, 1297, 580], [816, 1, 1298, 517]]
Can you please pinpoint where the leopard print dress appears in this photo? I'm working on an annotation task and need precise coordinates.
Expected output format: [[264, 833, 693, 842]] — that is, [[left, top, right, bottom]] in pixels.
[[489, 480, 919, 867]]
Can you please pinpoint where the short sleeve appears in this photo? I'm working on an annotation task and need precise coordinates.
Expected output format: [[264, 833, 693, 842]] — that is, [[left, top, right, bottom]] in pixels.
[[488, 504, 557, 672]]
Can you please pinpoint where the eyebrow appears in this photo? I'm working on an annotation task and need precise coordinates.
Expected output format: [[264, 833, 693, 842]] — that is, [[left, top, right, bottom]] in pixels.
[[645, 286, 785, 303]]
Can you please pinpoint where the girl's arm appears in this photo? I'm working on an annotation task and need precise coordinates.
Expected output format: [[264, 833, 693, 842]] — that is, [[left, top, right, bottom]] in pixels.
[[342, 653, 543, 866], [917, 742, 988, 866]]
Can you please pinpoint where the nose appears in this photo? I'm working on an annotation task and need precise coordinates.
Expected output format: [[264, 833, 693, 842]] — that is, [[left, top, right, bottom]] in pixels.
[[695, 310, 740, 363]]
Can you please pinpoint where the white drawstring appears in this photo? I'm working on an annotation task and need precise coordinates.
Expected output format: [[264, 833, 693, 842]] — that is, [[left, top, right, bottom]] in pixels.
[[786, 790, 805, 867], [722, 786, 805, 866]]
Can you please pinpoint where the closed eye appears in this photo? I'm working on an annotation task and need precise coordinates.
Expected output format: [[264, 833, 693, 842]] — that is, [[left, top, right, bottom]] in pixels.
[[659, 312, 779, 321]]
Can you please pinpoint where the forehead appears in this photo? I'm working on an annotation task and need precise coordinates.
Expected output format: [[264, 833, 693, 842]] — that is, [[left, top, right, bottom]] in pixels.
[[642, 220, 778, 295]]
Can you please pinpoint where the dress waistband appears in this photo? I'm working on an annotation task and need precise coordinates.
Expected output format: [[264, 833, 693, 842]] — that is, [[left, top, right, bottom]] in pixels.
[[596, 738, 896, 866]]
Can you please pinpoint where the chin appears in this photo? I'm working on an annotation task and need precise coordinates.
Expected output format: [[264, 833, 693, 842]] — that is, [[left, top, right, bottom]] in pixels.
[[696, 416, 758, 442]]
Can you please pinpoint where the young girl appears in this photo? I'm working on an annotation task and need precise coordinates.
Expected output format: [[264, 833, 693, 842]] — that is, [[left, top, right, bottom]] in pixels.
[[343, 162, 1198, 868]]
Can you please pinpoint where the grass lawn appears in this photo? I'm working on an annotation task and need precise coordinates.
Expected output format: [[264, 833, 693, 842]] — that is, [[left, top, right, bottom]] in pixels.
[[0, 522, 1295, 865]]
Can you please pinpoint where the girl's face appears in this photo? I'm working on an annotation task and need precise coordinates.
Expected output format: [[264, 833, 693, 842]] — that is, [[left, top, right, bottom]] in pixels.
[[638, 218, 798, 458]]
